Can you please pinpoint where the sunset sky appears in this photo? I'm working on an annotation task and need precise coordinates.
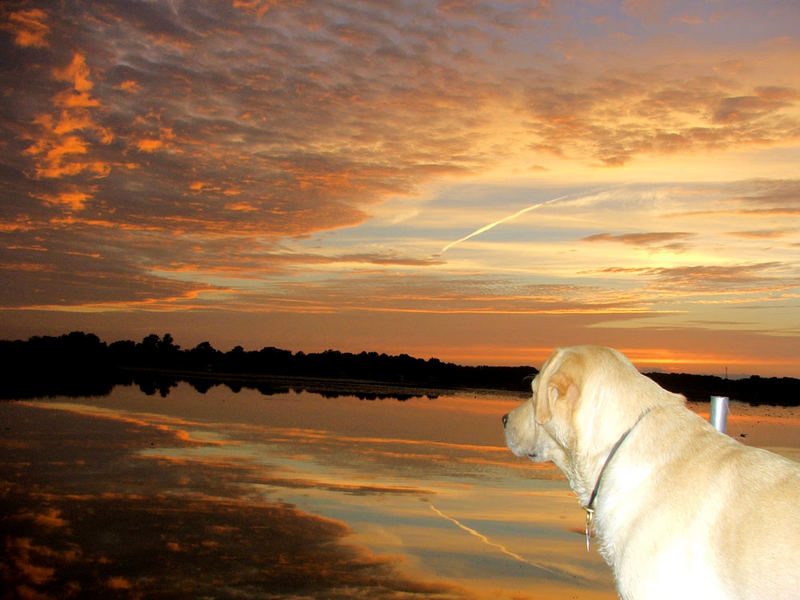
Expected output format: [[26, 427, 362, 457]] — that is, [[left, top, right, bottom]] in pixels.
[[1, 0, 799, 376]]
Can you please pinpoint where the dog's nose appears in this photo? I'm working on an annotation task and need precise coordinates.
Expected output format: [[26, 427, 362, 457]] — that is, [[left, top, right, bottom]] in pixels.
[[502, 414, 508, 428]]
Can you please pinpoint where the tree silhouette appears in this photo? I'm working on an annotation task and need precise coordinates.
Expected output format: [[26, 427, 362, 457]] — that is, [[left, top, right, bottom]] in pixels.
[[2, 331, 799, 405]]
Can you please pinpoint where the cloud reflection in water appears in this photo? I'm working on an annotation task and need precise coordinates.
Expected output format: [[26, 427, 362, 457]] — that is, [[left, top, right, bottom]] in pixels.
[[1, 384, 624, 599]]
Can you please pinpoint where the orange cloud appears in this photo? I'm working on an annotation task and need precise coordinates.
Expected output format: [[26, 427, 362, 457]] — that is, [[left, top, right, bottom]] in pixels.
[[21, 53, 111, 181], [136, 138, 164, 152], [1, 1, 798, 377], [134, 126, 176, 153], [225, 201, 259, 212], [2, 9, 50, 48], [106, 577, 133, 590], [232, 0, 292, 18], [115, 80, 141, 92], [36, 190, 92, 211], [524, 76, 800, 166], [12, 508, 69, 530], [52, 53, 94, 94]]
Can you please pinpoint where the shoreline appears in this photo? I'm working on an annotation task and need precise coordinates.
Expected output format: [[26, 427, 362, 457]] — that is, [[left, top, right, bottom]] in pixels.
[[117, 365, 529, 399]]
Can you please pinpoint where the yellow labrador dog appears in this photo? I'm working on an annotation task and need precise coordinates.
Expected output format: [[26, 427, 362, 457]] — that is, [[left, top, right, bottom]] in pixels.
[[503, 345, 800, 600]]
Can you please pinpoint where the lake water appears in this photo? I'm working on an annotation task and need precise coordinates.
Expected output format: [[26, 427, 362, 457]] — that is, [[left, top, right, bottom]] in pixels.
[[2, 383, 799, 599]]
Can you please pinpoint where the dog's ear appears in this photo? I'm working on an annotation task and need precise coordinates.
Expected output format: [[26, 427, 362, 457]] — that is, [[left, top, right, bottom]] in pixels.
[[535, 357, 580, 425], [534, 350, 558, 425]]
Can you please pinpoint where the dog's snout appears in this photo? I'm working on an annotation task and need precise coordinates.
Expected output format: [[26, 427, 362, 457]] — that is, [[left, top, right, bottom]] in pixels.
[[502, 413, 509, 428]]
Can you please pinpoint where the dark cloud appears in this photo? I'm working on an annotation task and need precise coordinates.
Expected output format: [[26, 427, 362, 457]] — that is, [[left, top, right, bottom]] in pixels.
[[1, 0, 502, 307], [1, 0, 799, 318]]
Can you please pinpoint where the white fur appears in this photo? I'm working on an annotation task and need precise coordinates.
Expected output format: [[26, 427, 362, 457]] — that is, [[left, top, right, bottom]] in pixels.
[[504, 345, 800, 600]]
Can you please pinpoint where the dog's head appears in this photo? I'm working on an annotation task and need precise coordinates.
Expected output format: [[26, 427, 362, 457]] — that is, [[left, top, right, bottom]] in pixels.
[[505, 346, 685, 464], [503, 356, 569, 469]]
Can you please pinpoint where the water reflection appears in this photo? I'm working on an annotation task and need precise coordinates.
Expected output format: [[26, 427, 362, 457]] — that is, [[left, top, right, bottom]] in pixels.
[[133, 373, 440, 401], [4, 385, 797, 599], [4, 367, 442, 401]]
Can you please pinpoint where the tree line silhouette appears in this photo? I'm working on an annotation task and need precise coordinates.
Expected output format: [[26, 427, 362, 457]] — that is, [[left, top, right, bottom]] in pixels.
[[1, 331, 798, 405], [0, 331, 532, 400]]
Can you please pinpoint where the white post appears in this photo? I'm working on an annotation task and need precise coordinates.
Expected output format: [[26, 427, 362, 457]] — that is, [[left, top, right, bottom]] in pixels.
[[710, 396, 729, 433]]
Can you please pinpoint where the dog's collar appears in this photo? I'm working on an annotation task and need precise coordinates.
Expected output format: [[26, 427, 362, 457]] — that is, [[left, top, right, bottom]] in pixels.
[[583, 407, 654, 551]]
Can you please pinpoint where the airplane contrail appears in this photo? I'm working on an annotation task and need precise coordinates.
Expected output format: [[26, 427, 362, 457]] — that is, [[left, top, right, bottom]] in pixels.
[[439, 194, 570, 254], [427, 502, 596, 583], [427, 502, 565, 575], [428, 503, 531, 564]]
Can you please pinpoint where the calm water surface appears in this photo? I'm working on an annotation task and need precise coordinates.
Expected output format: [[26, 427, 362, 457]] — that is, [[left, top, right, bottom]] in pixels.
[[2, 384, 799, 599]]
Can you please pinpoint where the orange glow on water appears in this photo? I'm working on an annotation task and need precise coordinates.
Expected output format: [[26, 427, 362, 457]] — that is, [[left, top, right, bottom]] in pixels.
[[6, 381, 800, 599]]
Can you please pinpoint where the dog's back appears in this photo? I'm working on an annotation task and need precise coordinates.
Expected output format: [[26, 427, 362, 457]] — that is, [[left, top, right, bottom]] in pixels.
[[600, 399, 800, 600]]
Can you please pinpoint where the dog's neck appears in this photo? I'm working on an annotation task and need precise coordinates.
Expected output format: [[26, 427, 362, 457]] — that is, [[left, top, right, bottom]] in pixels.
[[586, 408, 653, 511], [575, 407, 655, 511], [575, 407, 654, 553]]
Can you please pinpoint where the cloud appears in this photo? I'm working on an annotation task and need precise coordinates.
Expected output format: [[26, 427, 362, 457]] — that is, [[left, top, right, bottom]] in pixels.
[[1, 8, 50, 48], [522, 75, 800, 166], [582, 232, 694, 249], [664, 179, 800, 219], [219, 271, 654, 317], [669, 207, 800, 219], [19, 51, 112, 183], [5, 1, 489, 248], [0, 0, 798, 369], [730, 179, 800, 206], [726, 229, 794, 240], [712, 87, 798, 124], [596, 262, 791, 295], [436, 0, 552, 26], [51, 52, 95, 97], [648, 262, 786, 285], [11, 508, 69, 530], [34, 189, 93, 211]]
